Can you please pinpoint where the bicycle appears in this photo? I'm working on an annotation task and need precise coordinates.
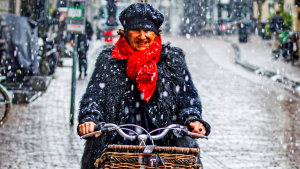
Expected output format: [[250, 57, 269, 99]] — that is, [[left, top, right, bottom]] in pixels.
[[0, 76, 12, 127], [81, 123, 208, 169]]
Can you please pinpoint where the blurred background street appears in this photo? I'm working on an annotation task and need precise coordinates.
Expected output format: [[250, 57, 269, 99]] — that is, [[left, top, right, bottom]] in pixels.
[[1, 0, 300, 168], [1, 34, 300, 168]]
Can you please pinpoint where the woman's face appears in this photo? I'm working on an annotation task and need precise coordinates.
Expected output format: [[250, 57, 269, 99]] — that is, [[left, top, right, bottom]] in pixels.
[[126, 29, 156, 51]]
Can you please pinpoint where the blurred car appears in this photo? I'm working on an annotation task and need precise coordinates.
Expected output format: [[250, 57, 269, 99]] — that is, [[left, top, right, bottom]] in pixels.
[[200, 25, 214, 36], [213, 18, 238, 35]]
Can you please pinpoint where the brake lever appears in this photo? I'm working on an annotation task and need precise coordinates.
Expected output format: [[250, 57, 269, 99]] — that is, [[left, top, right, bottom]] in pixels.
[[94, 122, 106, 131], [80, 130, 102, 139], [187, 131, 208, 139]]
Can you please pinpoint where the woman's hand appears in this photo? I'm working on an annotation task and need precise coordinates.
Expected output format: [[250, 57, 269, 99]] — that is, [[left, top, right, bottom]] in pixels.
[[186, 121, 206, 138], [78, 122, 101, 138]]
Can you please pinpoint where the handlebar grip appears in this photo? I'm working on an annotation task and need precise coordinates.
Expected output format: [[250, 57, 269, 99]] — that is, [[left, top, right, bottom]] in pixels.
[[187, 131, 208, 139], [80, 123, 104, 140]]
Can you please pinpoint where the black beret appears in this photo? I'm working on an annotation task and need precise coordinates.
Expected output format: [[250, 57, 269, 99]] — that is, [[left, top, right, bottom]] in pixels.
[[119, 2, 164, 35]]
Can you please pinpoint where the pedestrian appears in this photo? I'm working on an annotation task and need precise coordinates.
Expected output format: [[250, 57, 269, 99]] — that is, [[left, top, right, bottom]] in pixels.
[[77, 19, 94, 78], [77, 2, 211, 169], [47, 10, 60, 42], [270, 11, 284, 53], [22, 5, 34, 19]]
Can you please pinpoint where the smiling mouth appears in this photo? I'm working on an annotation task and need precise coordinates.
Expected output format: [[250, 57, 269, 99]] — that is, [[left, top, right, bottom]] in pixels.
[[137, 42, 148, 46]]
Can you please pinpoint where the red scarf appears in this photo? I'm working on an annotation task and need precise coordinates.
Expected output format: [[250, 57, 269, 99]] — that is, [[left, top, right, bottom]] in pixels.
[[111, 36, 162, 102]]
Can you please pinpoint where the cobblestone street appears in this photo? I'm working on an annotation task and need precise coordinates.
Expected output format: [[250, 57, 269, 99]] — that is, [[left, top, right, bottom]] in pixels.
[[0, 35, 300, 168], [170, 35, 300, 168]]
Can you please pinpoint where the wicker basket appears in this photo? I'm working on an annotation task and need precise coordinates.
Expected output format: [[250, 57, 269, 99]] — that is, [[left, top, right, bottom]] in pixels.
[[94, 145, 202, 169]]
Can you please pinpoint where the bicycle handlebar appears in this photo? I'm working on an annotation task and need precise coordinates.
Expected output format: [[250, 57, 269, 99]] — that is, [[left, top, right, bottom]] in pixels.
[[80, 123, 208, 144]]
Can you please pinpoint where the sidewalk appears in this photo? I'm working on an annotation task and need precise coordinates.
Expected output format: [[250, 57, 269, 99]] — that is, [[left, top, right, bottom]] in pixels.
[[225, 35, 300, 90], [0, 39, 102, 168]]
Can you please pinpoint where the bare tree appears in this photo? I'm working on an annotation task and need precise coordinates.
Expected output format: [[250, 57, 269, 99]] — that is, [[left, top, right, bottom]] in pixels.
[[254, 0, 266, 25]]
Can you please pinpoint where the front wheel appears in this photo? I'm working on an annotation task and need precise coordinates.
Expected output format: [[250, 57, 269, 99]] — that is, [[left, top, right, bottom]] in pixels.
[[0, 85, 11, 127]]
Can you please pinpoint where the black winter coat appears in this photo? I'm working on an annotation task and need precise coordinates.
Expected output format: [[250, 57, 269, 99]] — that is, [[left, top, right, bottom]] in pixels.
[[270, 14, 284, 32], [78, 44, 211, 169]]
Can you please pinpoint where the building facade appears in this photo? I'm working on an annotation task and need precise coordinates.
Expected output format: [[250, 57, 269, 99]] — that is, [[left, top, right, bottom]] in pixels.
[[0, 0, 10, 16], [147, 0, 206, 35], [182, 0, 206, 35]]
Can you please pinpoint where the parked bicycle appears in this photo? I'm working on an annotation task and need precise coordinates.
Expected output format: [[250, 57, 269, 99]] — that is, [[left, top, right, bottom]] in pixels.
[[0, 76, 12, 127], [81, 123, 208, 169]]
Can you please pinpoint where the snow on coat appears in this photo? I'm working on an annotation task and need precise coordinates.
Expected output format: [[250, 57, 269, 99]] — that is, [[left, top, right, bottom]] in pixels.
[[78, 43, 209, 169]]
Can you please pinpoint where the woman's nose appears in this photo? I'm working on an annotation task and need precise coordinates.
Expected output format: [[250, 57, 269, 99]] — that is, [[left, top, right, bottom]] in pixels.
[[138, 30, 147, 40]]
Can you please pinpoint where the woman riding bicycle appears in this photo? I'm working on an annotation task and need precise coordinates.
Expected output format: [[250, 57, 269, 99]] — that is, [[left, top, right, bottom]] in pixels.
[[78, 2, 211, 169]]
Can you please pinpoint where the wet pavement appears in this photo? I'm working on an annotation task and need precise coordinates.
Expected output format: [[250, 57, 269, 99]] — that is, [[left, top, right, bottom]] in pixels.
[[167, 35, 300, 168], [0, 35, 300, 168]]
